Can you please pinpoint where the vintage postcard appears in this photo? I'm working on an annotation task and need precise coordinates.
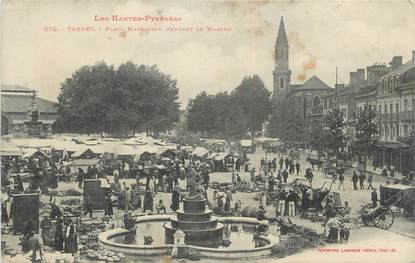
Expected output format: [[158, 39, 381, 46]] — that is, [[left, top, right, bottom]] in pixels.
[[1, 0, 414, 263]]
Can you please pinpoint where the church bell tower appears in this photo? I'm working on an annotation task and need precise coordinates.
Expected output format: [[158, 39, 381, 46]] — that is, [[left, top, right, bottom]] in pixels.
[[272, 17, 291, 105]]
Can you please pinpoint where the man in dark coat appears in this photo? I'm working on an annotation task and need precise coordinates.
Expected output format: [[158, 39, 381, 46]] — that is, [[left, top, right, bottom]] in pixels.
[[371, 188, 378, 208], [352, 171, 358, 190], [279, 157, 284, 171], [295, 161, 300, 176], [359, 173, 366, 190], [143, 188, 154, 213], [272, 158, 277, 173], [54, 218, 64, 251], [284, 157, 290, 170], [282, 169, 289, 183], [171, 187, 180, 212]]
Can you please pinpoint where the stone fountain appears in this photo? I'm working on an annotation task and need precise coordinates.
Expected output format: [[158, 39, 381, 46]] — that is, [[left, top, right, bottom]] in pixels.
[[164, 197, 224, 247]]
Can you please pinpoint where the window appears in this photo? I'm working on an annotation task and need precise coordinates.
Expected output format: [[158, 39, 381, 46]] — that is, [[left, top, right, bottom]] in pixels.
[[379, 105, 382, 114], [280, 77, 285, 89], [396, 103, 399, 114], [404, 99, 408, 111], [313, 97, 321, 107], [385, 104, 387, 114], [404, 125, 408, 136], [397, 124, 400, 137], [390, 104, 393, 114]]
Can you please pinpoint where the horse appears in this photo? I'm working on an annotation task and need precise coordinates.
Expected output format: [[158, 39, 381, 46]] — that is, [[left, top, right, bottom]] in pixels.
[[306, 157, 324, 172]]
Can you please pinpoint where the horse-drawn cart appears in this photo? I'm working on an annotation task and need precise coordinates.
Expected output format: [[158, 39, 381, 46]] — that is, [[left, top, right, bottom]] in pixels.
[[355, 184, 415, 230]]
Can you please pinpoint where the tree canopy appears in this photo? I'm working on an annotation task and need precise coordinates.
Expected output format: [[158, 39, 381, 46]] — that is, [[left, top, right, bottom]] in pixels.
[[186, 74, 271, 139], [231, 75, 272, 132], [324, 107, 347, 157], [353, 104, 378, 159], [53, 61, 180, 136]]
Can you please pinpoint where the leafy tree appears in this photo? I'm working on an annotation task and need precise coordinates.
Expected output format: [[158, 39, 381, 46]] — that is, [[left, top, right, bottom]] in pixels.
[[267, 105, 306, 144], [353, 104, 378, 162], [309, 124, 329, 156], [54, 61, 180, 136], [324, 107, 347, 158], [231, 75, 272, 133], [186, 92, 216, 134]]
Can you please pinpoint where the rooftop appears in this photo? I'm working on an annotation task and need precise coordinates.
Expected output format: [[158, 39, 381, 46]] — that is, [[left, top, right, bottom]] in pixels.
[[1, 94, 57, 114]]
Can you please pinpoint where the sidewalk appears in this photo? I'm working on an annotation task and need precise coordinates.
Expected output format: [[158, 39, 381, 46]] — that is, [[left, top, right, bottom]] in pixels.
[[351, 162, 403, 180]]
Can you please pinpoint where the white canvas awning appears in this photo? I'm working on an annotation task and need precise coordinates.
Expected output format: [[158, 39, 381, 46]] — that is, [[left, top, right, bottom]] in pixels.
[[240, 140, 253, 147], [1, 141, 23, 156], [192, 147, 211, 157]]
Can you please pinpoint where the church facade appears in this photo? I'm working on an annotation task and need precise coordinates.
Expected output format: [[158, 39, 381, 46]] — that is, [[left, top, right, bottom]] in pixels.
[[272, 17, 332, 128]]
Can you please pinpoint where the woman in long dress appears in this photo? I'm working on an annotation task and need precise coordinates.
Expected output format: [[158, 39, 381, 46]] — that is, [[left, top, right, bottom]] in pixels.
[[54, 219, 64, 251], [64, 221, 78, 255], [40, 216, 53, 247], [171, 187, 180, 212], [1, 191, 9, 224], [143, 188, 154, 213]]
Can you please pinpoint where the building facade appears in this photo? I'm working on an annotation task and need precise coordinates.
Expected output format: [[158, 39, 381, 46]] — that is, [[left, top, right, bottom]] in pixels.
[[321, 51, 415, 174]]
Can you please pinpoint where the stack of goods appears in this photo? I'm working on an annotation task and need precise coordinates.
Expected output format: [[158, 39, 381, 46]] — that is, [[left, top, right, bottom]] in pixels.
[[60, 198, 81, 206], [85, 249, 126, 262], [301, 208, 324, 222], [62, 189, 83, 196], [79, 230, 100, 252], [234, 181, 253, 192], [78, 219, 106, 234]]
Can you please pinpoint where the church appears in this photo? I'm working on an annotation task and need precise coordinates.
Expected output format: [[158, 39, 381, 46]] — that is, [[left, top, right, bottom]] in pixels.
[[272, 17, 332, 128]]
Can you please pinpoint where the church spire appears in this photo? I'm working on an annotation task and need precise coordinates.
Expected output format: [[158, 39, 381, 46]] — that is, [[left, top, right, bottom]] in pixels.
[[276, 16, 288, 47], [272, 16, 291, 104]]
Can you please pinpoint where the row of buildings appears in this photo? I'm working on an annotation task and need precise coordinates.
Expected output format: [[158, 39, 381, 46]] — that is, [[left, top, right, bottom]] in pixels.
[[272, 17, 415, 175]]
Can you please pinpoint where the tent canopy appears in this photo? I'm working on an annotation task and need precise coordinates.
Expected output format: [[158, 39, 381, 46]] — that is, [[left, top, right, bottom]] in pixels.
[[71, 148, 97, 159], [1, 141, 23, 156], [192, 147, 211, 157], [240, 140, 253, 147], [22, 148, 48, 159], [214, 152, 229, 161]]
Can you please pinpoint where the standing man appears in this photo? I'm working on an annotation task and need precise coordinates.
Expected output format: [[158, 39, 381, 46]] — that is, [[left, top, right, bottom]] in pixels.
[[338, 173, 345, 191], [367, 174, 374, 190], [84, 194, 93, 218], [284, 157, 290, 170], [282, 169, 289, 183], [371, 188, 378, 208], [295, 161, 300, 176], [352, 171, 358, 190], [125, 187, 132, 211], [272, 158, 277, 173], [359, 172, 366, 190], [286, 190, 298, 217], [277, 190, 286, 216], [279, 156, 284, 171], [250, 168, 255, 182]]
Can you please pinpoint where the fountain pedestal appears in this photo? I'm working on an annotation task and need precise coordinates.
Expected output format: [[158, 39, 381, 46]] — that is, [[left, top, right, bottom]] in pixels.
[[164, 198, 224, 247]]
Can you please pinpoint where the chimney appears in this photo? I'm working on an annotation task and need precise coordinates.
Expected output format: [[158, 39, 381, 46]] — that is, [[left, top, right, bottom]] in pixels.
[[412, 50, 415, 63], [389, 56, 403, 70], [356, 68, 365, 83], [350, 71, 357, 85]]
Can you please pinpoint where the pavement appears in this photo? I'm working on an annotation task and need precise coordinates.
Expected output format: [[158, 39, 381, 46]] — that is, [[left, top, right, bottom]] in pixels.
[[2, 148, 415, 263]]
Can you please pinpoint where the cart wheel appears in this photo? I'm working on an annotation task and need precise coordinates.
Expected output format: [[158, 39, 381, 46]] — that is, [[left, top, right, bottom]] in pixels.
[[374, 207, 394, 230]]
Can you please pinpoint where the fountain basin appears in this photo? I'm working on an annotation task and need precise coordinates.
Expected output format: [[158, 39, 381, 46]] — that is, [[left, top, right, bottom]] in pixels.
[[98, 215, 279, 259]]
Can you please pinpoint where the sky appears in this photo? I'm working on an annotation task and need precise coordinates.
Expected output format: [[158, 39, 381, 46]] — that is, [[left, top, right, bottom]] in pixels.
[[1, 0, 415, 107]]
